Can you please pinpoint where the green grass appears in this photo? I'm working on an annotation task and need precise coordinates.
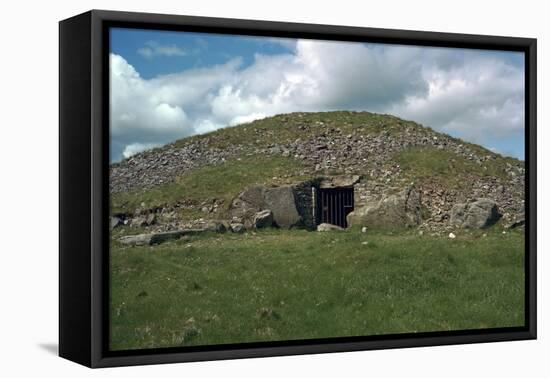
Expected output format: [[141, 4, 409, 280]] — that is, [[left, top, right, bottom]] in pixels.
[[394, 146, 510, 186], [111, 155, 310, 216], [110, 227, 525, 351], [172, 111, 410, 150]]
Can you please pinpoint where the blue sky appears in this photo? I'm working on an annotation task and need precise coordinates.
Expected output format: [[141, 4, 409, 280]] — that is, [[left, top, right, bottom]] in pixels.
[[110, 28, 525, 162], [111, 29, 293, 79]]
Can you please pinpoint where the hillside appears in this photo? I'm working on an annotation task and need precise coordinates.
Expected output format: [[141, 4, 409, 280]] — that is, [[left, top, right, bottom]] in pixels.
[[110, 111, 525, 233]]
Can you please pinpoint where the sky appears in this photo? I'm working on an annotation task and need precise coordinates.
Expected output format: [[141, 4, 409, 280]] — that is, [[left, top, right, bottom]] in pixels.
[[109, 28, 525, 162]]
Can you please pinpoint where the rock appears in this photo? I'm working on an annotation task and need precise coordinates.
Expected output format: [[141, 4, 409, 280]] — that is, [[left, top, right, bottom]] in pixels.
[[317, 223, 344, 232], [230, 223, 245, 233], [506, 219, 525, 229], [201, 221, 226, 232], [450, 199, 501, 229], [448, 232, 456, 239], [145, 213, 156, 226], [118, 229, 204, 246], [130, 216, 147, 227], [319, 175, 360, 188], [230, 185, 302, 229], [505, 206, 525, 229], [264, 186, 303, 228], [253, 210, 274, 229], [150, 230, 193, 245], [229, 186, 268, 228], [110, 216, 123, 230], [347, 186, 422, 230], [220, 220, 231, 230], [131, 213, 156, 227], [118, 233, 154, 246]]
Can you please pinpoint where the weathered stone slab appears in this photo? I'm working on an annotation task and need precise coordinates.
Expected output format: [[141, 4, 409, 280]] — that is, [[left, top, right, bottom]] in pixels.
[[118, 233, 154, 246], [450, 199, 501, 229], [347, 186, 421, 230], [319, 175, 360, 189], [118, 229, 204, 246], [264, 186, 303, 228]]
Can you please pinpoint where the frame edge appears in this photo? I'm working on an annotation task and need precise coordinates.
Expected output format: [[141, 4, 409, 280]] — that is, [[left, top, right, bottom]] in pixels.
[[59, 11, 94, 368]]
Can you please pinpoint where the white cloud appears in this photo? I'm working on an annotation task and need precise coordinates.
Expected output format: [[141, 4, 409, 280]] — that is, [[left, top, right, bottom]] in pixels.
[[137, 41, 187, 59], [110, 54, 245, 160], [110, 54, 190, 158], [122, 143, 161, 159], [389, 51, 524, 146], [110, 40, 525, 161]]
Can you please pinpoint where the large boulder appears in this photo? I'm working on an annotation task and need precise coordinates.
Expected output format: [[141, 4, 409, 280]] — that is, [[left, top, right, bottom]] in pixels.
[[450, 199, 501, 229], [264, 186, 303, 228], [347, 186, 422, 230], [228, 186, 266, 228], [253, 210, 274, 229], [229, 185, 302, 229]]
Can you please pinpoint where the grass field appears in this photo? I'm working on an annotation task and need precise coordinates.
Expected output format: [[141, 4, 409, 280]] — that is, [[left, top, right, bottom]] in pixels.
[[109, 227, 525, 351]]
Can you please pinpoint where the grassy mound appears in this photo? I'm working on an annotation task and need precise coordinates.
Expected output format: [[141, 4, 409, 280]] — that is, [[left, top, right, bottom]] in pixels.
[[112, 112, 523, 218]]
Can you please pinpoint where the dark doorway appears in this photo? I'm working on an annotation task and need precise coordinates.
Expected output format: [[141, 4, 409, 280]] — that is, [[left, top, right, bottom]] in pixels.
[[316, 187, 354, 228]]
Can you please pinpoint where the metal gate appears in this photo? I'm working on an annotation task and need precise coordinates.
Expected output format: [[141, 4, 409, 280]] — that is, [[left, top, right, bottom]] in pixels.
[[317, 187, 354, 228]]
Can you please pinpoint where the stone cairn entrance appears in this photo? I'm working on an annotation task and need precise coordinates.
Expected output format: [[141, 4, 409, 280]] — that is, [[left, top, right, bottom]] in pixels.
[[315, 187, 354, 228], [312, 175, 359, 229]]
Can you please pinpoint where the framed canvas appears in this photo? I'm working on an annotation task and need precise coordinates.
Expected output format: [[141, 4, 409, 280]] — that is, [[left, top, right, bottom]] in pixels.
[[59, 9, 537, 368]]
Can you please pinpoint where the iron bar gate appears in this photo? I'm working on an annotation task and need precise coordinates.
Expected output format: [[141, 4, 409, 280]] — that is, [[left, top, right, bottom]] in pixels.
[[317, 187, 354, 228]]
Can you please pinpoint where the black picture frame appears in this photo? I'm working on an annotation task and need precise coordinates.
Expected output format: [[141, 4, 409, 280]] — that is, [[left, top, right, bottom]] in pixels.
[[59, 9, 537, 368]]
